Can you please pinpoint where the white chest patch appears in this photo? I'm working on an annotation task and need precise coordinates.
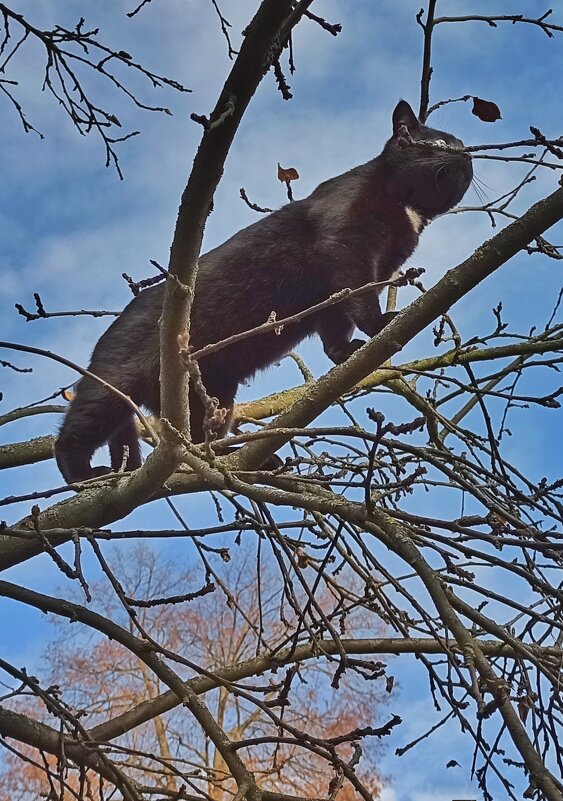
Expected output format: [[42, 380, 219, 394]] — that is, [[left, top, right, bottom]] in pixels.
[[405, 206, 425, 235]]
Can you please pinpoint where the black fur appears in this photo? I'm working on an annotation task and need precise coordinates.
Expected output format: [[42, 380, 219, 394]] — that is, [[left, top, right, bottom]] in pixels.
[[55, 101, 472, 482]]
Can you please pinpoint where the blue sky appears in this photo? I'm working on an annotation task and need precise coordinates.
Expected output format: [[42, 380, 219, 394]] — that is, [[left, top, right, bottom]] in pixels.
[[1, 2, 563, 800]]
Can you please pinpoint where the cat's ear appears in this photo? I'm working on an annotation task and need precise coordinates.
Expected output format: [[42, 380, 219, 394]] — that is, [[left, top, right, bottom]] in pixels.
[[392, 100, 421, 137]]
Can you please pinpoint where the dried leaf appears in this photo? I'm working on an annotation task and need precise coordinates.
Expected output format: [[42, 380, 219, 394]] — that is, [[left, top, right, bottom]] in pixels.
[[472, 97, 502, 123], [446, 759, 461, 768], [277, 163, 300, 183], [385, 675, 395, 693], [62, 388, 75, 402], [518, 697, 531, 723], [487, 510, 510, 535]]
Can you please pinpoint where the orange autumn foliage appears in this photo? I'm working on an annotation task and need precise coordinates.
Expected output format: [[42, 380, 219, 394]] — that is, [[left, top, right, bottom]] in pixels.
[[0, 545, 391, 799]]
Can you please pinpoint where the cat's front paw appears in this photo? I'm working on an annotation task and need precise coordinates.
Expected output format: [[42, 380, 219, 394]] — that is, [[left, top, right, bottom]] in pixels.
[[326, 338, 366, 364], [371, 311, 399, 337], [76, 466, 114, 482]]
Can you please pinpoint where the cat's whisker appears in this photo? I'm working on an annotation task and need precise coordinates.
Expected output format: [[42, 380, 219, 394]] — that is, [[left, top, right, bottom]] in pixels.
[[470, 177, 488, 205]]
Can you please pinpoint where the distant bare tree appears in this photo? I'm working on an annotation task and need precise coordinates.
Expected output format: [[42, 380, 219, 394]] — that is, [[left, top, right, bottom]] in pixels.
[[0, 545, 389, 800]]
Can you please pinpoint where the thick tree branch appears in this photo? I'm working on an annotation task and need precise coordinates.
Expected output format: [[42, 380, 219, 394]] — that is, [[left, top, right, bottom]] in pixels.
[[1, 333, 560, 473], [0, 707, 142, 800], [88, 637, 561, 744], [230, 185, 563, 470], [159, 0, 311, 437]]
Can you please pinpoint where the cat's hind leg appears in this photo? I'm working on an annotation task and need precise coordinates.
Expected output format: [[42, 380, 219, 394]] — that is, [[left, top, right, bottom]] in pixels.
[[109, 416, 142, 473]]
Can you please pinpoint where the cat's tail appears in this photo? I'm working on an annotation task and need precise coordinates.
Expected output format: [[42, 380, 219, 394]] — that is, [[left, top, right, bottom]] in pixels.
[[55, 377, 141, 483]]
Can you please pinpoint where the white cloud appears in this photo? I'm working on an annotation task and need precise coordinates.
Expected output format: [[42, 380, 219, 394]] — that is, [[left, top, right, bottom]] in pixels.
[[413, 792, 476, 801], [379, 786, 398, 801]]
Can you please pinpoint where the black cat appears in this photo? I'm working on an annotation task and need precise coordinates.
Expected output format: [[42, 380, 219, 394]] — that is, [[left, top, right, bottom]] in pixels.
[[55, 100, 472, 482]]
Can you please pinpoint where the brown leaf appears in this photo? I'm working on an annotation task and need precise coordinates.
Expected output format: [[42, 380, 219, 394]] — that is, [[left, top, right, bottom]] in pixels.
[[277, 163, 300, 183], [385, 675, 395, 693], [518, 697, 532, 723], [486, 510, 511, 535], [472, 97, 502, 123], [62, 388, 75, 402]]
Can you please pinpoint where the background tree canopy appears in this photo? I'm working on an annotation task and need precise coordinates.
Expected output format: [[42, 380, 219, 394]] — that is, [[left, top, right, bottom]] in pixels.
[[0, 2, 562, 800]]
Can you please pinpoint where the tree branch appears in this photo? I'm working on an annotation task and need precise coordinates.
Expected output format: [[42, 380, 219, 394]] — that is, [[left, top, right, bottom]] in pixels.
[[231, 185, 563, 470]]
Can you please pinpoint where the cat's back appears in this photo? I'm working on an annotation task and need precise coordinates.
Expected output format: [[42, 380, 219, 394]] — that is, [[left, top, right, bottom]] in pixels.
[[89, 281, 164, 384], [191, 164, 375, 335], [191, 197, 319, 344]]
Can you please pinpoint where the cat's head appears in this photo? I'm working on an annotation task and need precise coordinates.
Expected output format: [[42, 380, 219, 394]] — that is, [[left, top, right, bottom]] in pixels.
[[382, 100, 473, 219]]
